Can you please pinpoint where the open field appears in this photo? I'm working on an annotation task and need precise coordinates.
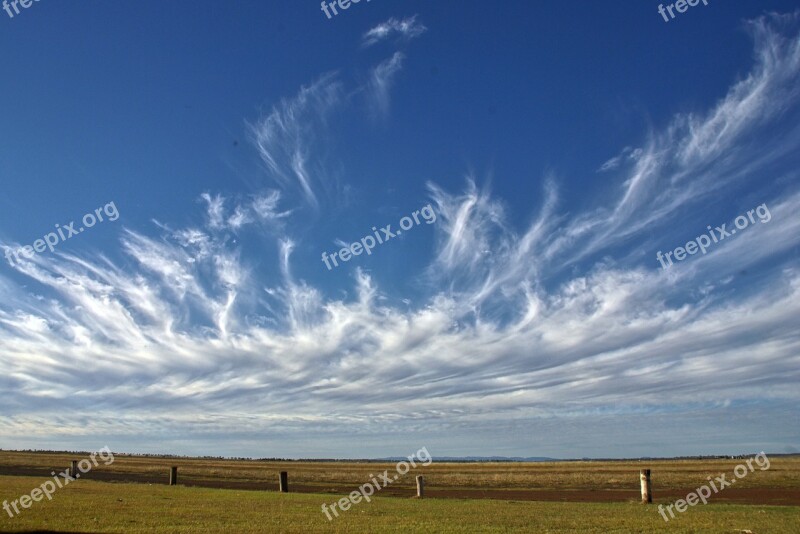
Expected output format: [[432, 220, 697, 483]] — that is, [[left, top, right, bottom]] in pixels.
[[1, 475, 799, 533], [1, 452, 799, 532], [2, 452, 799, 504]]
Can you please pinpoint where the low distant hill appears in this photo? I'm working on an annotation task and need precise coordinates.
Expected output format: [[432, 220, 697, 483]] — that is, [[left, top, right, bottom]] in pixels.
[[378, 456, 558, 462]]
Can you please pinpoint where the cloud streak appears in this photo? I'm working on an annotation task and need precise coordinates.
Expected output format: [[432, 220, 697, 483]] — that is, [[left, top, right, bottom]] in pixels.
[[249, 74, 343, 210], [367, 52, 405, 117], [362, 15, 427, 47]]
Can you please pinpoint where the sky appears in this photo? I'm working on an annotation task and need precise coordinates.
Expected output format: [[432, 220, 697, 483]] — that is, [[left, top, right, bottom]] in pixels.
[[0, 0, 799, 459]]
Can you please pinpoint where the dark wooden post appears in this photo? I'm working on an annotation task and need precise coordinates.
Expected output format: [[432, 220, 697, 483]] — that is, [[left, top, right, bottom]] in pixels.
[[640, 469, 652, 503], [279, 471, 288, 493], [70, 460, 79, 478], [416, 475, 425, 498], [169, 466, 178, 486]]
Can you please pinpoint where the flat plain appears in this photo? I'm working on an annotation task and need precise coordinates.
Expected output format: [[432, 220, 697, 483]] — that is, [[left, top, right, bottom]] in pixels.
[[1, 452, 798, 532]]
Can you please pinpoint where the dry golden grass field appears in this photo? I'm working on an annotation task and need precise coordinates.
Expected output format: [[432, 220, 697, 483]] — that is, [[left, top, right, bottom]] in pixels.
[[1, 451, 799, 532]]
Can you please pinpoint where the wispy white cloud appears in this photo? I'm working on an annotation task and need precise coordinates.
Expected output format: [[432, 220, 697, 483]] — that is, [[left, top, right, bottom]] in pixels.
[[199, 190, 292, 233], [362, 15, 427, 48], [597, 146, 643, 172], [555, 12, 800, 269], [201, 193, 226, 230], [367, 52, 405, 117], [249, 73, 343, 209], [252, 190, 293, 223]]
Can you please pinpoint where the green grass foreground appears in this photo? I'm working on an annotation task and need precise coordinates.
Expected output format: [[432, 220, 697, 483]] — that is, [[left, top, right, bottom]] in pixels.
[[1, 476, 798, 533]]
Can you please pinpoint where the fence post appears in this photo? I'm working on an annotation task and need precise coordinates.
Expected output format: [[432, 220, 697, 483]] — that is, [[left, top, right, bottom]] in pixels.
[[640, 469, 652, 504], [169, 466, 178, 486], [70, 460, 79, 478], [279, 471, 289, 493], [416, 475, 425, 498]]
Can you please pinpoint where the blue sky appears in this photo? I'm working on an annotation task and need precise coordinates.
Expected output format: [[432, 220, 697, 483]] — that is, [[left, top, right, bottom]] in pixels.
[[1, 1, 799, 459]]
